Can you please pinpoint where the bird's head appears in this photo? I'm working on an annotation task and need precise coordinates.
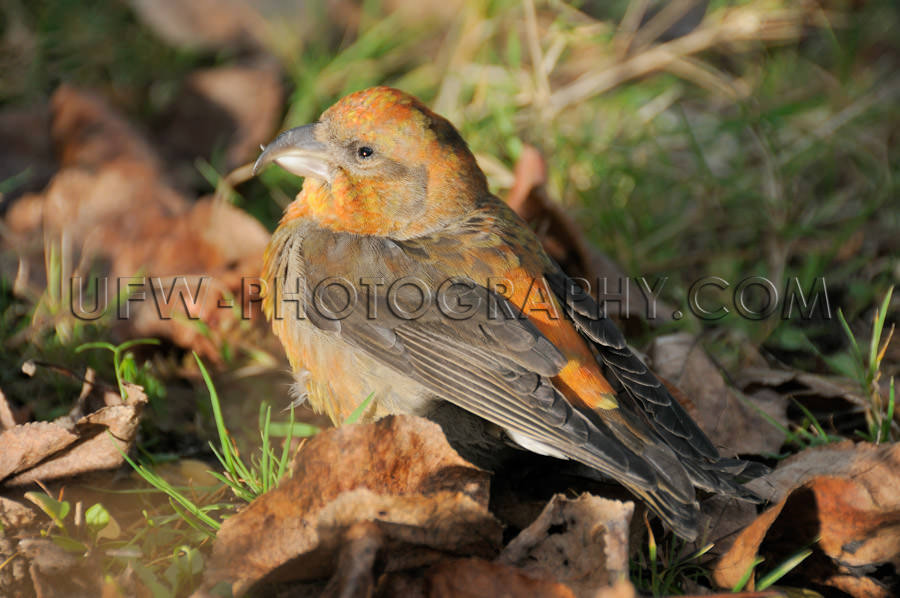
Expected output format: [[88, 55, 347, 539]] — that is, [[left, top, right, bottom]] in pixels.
[[254, 87, 488, 237]]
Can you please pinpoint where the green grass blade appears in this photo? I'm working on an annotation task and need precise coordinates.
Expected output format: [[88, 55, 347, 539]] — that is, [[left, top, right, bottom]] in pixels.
[[836, 307, 864, 369], [116, 436, 220, 532], [344, 392, 375, 425], [867, 287, 893, 377], [757, 548, 813, 590], [193, 353, 239, 475], [732, 556, 764, 592], [880, 377, 896, 443]]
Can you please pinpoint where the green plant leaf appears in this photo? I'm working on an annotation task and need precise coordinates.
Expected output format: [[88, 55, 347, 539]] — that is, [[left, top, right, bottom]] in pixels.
[[85, 502, 121, 540], [24, 492, 70, 528], [51, 534, 88, 554]]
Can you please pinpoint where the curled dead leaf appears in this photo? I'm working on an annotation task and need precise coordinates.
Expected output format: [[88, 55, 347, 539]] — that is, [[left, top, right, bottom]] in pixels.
[[501, 493, 633, 597], [715, 441, 900, 597], [205, 415, 497, 596], [0, 383, 147, 487]]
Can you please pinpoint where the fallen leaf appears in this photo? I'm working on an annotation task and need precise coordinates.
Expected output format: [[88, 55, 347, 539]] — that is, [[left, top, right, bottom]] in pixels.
[[501, 494, 633, 597], [695, 494, 760, 559], [736, 366, 866, 436], [254, 489, 500, 595], [714, 441, 900, 596], [205, 415, 497, 596], [51, 85, 162, 172], [0, 424, 79, 482], [0, 383, 147, 486], [736, 367, 862, 403], [713, 495, 788, 591], [2, 85, 271, 358], [424, 558, 580, 598], [649, 332, 787, 455], [822, 574, 894, 598]]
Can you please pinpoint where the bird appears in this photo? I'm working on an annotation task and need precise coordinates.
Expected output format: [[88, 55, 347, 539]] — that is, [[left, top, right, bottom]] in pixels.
[[252, 86, 761, 540]]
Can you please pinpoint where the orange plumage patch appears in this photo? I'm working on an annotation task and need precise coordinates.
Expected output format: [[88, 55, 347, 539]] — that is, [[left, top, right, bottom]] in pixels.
[[504, 267, 618, 411]]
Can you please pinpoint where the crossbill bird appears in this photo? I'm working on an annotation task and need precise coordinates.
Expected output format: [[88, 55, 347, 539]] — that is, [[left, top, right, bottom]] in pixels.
[[253, 86, 760, 540]]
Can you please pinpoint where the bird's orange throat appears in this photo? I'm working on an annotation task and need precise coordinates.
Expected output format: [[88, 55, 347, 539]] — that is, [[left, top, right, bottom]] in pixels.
[[280, 178, 388, 236]]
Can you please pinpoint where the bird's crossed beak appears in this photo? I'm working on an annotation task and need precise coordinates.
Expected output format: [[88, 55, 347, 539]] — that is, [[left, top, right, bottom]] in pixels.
[[252, 123, 331, 182]]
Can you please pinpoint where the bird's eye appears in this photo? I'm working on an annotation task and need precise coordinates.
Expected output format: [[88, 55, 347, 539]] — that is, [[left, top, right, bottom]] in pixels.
[[357, 146, 374, 159]]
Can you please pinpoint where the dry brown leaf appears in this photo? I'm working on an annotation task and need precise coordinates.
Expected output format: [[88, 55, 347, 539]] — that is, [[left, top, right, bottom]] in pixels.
[[505, 145, 673, 326], [52, 85, 162, 172], [649, 332, 787, 455], [255, 489, 501, 596], [695, 494, 760, 559], [0, 423, 78, 482], [822, 574, 894, 598], [714, 441, 900, 596], [713, 495, 788, 591], [0, 383, 147, 487], [736, 366, 866, 427], [425, 558, 580, 598], [205, 415, 497, 596], [501, 493, 633, 597], [736, 367, 861, 402], [2, 85, 271, 358]]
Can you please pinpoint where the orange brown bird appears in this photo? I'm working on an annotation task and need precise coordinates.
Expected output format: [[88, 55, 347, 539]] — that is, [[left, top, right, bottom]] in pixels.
[[253, 87, 760, 539]]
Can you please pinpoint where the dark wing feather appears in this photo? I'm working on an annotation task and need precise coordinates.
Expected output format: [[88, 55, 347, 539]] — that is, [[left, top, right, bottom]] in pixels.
[[544, 270, 719, 460], [544, 268, 766, 499]]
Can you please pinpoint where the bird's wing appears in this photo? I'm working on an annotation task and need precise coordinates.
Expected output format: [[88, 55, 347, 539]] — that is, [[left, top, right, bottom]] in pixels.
[[293, 229, 674, 495], [542, 267, 766, 499], [543, 268, 719, 462]]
